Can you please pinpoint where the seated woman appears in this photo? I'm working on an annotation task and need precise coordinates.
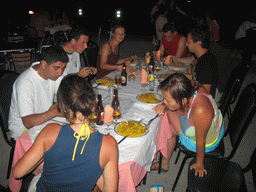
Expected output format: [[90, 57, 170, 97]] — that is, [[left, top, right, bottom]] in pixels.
[[96, 25, 137, 79], [12, 74, 118, 191], [152, 73, 224, 177]]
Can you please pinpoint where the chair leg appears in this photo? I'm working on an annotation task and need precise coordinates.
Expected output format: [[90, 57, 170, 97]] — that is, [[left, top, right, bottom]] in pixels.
[[142, 173, 147, 185], [175, 149, 181, 164], [172, 155, 191, 191], [158, 152, 163, 174], [7, 147, 15, 180]]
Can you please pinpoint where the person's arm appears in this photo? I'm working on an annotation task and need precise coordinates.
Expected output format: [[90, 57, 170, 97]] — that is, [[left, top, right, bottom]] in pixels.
[[170, 55, 195, 65], [97, 135, 118, 191], [201, 84, 211, 94], [117, 55, 137, 65], [100, 43, 122, 70], [159, 41, 165, 56], [175, 36, 187, 58], [155, 103, 167, 116], [22, 104, 63, 129], [190, 95, 214, 177]]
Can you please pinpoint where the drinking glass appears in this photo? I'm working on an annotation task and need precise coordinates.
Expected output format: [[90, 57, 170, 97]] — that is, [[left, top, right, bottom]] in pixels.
[[105, 121, 113, 134], [113, 105, 122, 124], [141, 83, 148, 92], [114, 75, 122, 89], [88, 110, 97, 130], [155, 60, 162, 76]]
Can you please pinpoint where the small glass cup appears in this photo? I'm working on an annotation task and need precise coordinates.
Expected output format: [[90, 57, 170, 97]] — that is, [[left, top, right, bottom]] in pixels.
[[113, 105, 122, 124], [114, 75, 122, 89], [88, 110, 97, 129]]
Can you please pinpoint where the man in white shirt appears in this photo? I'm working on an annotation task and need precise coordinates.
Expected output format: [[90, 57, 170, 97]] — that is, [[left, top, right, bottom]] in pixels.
[[61, 26, 97, 78], [8, 46, 69, 140]]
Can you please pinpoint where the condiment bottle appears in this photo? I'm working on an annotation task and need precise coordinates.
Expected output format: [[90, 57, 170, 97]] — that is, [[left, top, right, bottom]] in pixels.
[[96, 94, 104, 125], [121, 63, 127, 86]]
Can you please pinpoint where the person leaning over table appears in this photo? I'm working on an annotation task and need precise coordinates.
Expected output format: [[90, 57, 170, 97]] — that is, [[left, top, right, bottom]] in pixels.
[[96, 25, 137, 79], [12, 74, 119, 192], [170, 25, 218, 98], [158, 22, 188, 58], [151, 73, 224, 177], [8, 46, 69, 140], [61, 26, 97, 78]]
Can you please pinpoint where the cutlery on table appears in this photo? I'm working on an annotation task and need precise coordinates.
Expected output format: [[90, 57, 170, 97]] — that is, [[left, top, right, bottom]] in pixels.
[[118, 136, 128, 145], [146, 114, 159, 127]]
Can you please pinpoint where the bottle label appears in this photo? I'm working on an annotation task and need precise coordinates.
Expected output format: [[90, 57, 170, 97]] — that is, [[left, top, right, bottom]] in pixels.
[[100, 112, 104, 121], [149, 65, 153, 73], [121, 76, 126, 83]]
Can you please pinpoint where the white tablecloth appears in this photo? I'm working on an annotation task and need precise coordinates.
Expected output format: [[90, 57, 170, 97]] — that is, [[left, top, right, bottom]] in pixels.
[[95, 71, 161, 171]]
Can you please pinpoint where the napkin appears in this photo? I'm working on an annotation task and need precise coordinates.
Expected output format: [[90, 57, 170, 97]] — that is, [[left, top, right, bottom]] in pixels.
[[141, 69, 148, 84], [165, 55, 171, 65], [104, 105, 114, 123], [156, 50, 161, 60]]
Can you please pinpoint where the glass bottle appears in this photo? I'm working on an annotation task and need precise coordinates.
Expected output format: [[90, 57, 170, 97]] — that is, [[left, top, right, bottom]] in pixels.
[[121, 63, 127, 86], [149, 52, 155, 74], [96, 94, 104, 125], [112, 88, 120, 108], [112, 88, 121, 121]]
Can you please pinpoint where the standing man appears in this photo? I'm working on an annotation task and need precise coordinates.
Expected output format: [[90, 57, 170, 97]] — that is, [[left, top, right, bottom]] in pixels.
[[158, 23, 187, 57], [61, 26, 97, 78], [8, 46, 69, 140]]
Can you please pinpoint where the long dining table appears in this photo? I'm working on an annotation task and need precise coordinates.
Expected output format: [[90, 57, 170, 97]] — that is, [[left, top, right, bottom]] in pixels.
[[9, 60, 189, 192]]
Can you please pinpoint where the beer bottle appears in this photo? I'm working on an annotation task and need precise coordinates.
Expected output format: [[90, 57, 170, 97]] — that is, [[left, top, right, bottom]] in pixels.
[[112, 88, 120, 108], [149, 52, 155, 74], [121, 63, 127, 86], [96, 94, 104, 125], [163, 48, 168, 63]]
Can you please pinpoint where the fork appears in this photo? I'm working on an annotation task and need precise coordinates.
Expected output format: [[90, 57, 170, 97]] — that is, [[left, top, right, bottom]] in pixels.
[[146, 114, 159, 127]]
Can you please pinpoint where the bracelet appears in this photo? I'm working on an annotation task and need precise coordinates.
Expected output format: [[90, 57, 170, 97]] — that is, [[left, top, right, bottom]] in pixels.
[[42, 113, 46, 120]]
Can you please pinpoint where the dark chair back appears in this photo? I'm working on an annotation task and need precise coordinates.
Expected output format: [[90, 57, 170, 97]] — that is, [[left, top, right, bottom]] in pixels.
[[80, 40, 99, 68], [243, 147, 256, 188], [0, 70, 19, 147], [219, 61, 251, 121], [224, 83, 256, 161], [187, 157, 247, 192]]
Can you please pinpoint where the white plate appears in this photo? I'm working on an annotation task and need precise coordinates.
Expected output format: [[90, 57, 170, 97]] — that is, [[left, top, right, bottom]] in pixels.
[[114, 121, 149, 138], [136, 93, 163, 104]]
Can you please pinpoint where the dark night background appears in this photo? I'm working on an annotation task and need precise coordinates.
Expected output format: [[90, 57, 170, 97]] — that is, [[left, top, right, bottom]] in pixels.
[[1, 0, 255, 44]]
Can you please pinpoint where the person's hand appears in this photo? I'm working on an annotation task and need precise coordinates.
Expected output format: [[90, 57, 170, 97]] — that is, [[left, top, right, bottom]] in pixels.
[[124, 60, 131, 66], [190, 162, 207, 177], [49, 104, 64, 117], [130, 55, 138, 61], [90, 67, 97, 75], [170, 55, 177, 62], [155, 103, 166, 116], [77, 67, 92, 78]]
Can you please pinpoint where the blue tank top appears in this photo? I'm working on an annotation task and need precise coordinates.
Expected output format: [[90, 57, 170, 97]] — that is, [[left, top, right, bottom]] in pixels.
[[36, 124, 104, 192]]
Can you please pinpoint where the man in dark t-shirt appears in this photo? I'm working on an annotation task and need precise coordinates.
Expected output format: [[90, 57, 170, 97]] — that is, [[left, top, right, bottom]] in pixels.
[[187, 25, 218, 97]]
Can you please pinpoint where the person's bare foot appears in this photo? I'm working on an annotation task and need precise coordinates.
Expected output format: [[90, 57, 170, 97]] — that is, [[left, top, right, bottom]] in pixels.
[[151, 162, 169, 172]]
